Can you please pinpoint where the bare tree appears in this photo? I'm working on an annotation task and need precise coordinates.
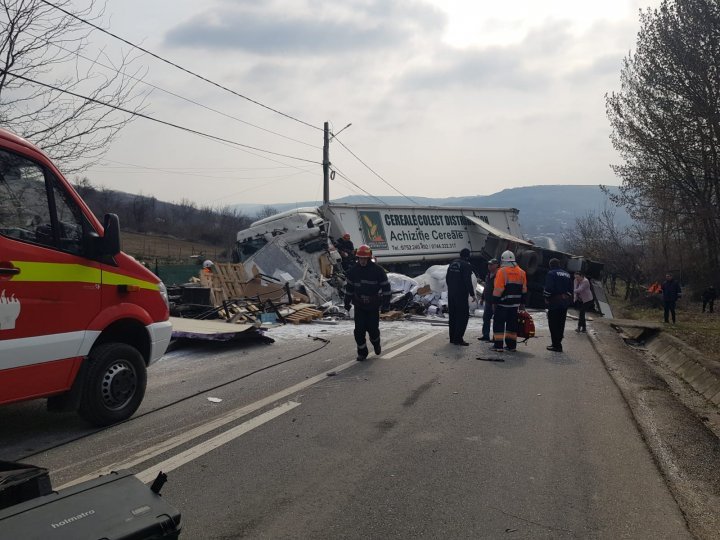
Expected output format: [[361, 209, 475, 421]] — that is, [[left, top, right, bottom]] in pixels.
[[564, 208, 648, 296], [0, 0, 146, 172], [255, 205, 279, 220], [606, 0, 720, 282]]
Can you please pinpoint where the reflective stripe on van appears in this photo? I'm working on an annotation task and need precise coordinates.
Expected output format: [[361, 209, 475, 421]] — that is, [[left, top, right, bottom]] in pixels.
[[0, 330, 100, 370], [10, 261, 160, 290]]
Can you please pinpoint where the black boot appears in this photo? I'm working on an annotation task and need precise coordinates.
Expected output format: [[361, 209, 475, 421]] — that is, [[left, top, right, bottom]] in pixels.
[[371, 339, 381, 355]]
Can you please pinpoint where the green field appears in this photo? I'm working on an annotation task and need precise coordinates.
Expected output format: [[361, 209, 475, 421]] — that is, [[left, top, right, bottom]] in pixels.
[[121, 231, 226, 264]]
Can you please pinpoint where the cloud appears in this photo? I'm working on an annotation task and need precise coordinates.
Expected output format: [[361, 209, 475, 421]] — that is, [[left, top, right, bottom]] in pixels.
[[401, 46, 549, 92], [164, 0, 445, 56]]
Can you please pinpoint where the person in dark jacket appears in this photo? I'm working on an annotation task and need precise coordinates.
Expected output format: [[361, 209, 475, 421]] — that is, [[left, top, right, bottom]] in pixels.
[[334, 233, 355, 271], [661, 272, 682, 323], [543, 258, 573, 352], [344, 244, 391, 361], [446, 248, 477, 346], [702, 286, 716, 313], [478, 258, 498, 341]]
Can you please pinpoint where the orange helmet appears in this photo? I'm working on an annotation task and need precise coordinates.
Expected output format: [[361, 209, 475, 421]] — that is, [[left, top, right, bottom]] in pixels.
[[342, 233, 351, 240], [356, 244, 372, 258]]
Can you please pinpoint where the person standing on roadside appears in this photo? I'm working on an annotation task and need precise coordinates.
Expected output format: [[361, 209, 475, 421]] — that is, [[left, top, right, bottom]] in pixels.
[[478, 258, 498, 342], [446, 248, 477, 346], [491, 250, 527, 352], [344, 245, 391, 361], [544, 258, 573, 352], [573, 271, 594, 333], [702, 285, 716, 314], [661, 272, 682, 323]]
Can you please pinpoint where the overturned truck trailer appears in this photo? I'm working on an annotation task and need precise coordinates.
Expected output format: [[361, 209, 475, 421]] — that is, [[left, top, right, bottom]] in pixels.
[[233, 203, 595, 308]]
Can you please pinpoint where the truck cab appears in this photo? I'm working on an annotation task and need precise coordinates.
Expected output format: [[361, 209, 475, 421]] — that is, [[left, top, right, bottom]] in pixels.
[[0, 129, 172, 426]]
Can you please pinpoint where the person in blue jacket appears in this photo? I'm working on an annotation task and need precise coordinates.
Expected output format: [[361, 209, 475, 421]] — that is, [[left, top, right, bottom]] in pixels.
[[543, 258, 573, 352]]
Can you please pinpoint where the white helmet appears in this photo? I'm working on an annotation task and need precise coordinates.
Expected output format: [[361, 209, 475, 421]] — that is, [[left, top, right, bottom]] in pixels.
[[202, 259, 214, 269], [501, 250, 515, 263]]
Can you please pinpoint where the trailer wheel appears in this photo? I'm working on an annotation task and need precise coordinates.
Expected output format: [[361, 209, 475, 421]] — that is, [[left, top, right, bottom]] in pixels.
[[78, 343, 147, 426], [518, 250, 540, 275]]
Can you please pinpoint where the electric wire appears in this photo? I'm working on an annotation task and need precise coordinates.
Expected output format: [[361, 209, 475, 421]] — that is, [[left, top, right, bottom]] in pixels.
[[15, 337, 331, 462], [95, 157, 314, 182], [2, 70, 321, 165], [331, 164, 389, 205], [37, 0, 321, 131], [0, 20, 318, 150], [208, 167, 316, 203], [334, 136, 419, 204]]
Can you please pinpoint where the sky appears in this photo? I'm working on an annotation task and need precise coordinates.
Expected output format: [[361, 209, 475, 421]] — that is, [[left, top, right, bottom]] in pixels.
[[59, 0, 660, 207]]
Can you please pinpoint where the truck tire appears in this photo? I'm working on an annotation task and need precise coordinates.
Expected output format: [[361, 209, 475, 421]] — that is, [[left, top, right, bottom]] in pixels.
[[77, 343, 147, 426], [518, 250, 540, 276]]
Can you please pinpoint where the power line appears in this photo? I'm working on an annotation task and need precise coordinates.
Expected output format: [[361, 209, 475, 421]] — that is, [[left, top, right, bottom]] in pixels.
[[334, 136, 419, 205], [95, 158, 315, 182], [0, 20, 319, 150], [331, 165, 389, 205], [38, 0, 321, 131], [3, 70, 321, 165]]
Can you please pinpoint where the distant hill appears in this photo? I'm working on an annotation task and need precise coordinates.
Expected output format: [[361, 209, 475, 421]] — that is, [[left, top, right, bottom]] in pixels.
[[232, 185, 631, 250]]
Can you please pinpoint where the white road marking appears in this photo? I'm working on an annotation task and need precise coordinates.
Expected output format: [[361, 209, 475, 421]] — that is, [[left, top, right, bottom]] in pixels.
[[135, 401, 301, 483], [57, 362, 356, 490], [383, 332, 424, 351], [57, 332, 435, 490], [381, 331, 441, 359]]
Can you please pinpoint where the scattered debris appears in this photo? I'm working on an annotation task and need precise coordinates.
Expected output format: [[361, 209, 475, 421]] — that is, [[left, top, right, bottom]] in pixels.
[[207, 397, 222, 403], [169, 316, 270, 342]]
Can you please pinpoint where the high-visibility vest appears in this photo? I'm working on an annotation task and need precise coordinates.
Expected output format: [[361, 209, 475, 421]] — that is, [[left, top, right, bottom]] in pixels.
[[493, 265, 528, 307]]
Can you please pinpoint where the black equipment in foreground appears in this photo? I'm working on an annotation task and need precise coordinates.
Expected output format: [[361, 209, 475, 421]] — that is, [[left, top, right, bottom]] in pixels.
[[0, 468, 181, 539]]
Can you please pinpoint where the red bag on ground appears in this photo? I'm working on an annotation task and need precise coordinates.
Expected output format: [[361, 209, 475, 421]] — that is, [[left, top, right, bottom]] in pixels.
[[517, 310, 535, 342]]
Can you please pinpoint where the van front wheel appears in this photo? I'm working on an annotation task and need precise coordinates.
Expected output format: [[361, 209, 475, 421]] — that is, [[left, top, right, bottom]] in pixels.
[[78, 343, 147, 426]]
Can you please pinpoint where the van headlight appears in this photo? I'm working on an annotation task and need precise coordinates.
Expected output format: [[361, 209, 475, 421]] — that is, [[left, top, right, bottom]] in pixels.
[[158, 281, 169, 310]]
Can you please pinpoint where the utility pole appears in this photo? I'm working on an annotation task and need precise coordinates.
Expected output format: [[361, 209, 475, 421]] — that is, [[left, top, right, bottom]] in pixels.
[[322, 121, 330, 205]]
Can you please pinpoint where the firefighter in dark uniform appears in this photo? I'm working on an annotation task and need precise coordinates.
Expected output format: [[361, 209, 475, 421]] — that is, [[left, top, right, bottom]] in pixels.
[[491, 250, 528, 352], [446, 248, 477, 346], [344, 245, 391, 361]]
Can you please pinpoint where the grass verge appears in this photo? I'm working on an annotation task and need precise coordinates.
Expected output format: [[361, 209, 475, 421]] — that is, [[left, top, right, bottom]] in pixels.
[[605, 288, 720, 364]]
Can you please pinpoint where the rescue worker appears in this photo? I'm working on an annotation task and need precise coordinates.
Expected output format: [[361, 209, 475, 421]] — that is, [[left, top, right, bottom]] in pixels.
[[344, 245, 391, 361], [491, 250, 527, 352], [661, 272, 682, 323], [202, 259, 215, 274], [702, 285, 716, 313], [446, 248, 477, 346], [335, 233, 355, 271], [543, 258, 573, 352], [478, 258, 498, 342]]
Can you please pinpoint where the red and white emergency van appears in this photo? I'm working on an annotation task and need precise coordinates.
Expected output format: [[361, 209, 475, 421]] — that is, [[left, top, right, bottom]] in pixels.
[[0, 129, 172, 426]]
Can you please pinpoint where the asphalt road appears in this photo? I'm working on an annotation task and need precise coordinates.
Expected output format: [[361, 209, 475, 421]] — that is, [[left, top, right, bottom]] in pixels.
[[1, 316, 693, 539]]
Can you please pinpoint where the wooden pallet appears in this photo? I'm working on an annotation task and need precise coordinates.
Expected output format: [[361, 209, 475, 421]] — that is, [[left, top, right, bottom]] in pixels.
[[380, 310, 405, 321], [284, 307, 324, 324]]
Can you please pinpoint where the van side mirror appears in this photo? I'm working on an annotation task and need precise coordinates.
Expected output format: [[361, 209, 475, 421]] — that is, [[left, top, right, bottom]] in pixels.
[[102, 213, 121, 256]]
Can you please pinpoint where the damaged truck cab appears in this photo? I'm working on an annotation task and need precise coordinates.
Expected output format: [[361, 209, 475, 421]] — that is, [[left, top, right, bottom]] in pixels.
[[0, 129, 172, 426]]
